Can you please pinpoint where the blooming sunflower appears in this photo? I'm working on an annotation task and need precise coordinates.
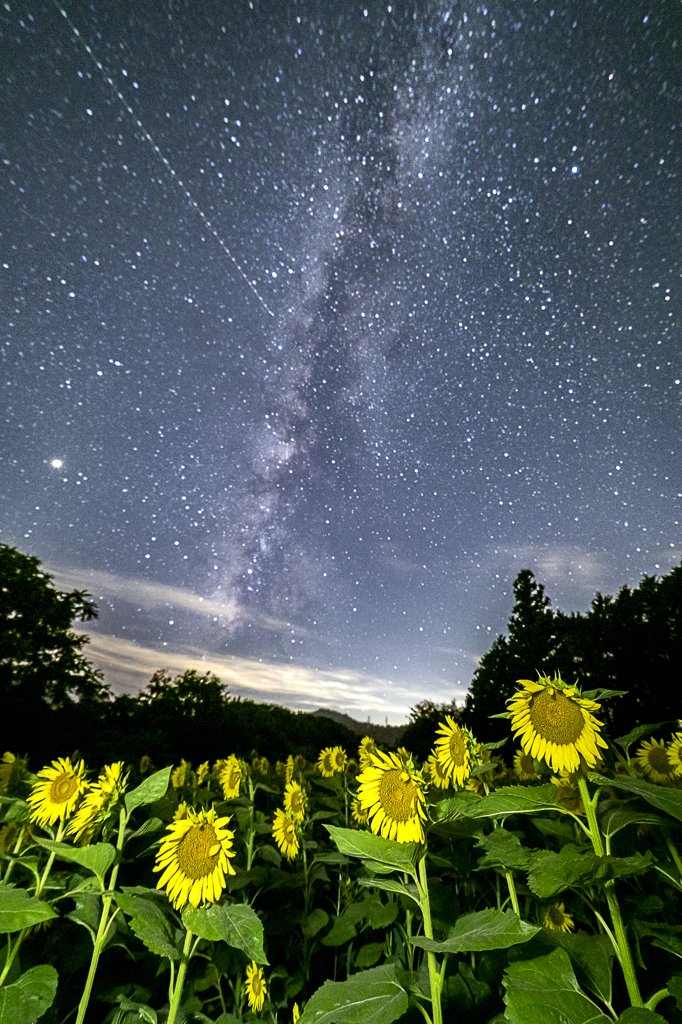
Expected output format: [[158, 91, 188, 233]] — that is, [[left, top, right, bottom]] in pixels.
[[668, 734, 682, 777], [434, 717, 473, 787], [317, 746, 345, 777], [0, 752, 18, 794], [351, 797, 370, 826], [219, 755, 243, 799], [196, 761, 209, 786], [550, 771, 585, 815], [543, 903, 575, 933], [636, 738, 679, 785], [507, 674, 608, 774], [356, 749, 427, 844], [425, 750, 451, 789], [245, 961, 267, 1012], [171, 760, 189, 789], [283, 780, 307, 822], [359, 736, 377, 767], [66, 761, 127, 842], [513, 749, 541, 782], [153, 806, 236, 910], [272, 808, 299, 860], [27, 757, 88, 828]]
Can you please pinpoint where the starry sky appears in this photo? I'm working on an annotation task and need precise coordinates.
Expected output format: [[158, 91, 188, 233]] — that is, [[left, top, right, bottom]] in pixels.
[[2, 0, 679, 724]]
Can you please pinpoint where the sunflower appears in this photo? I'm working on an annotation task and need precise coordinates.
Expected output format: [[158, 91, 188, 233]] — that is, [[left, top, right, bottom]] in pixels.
[[153, 806, 236, 910], [66, 761, 127, 842], [636, 738, 679, 785], [27, 757, 88, 828], [425, 750, 451, 789], [245, 961, 267, 1012], [283, 780, 307, 822], [196, 761, 209, 786], [543, 903, 575, 933], [550, 771, 584, 815], [285, 754, 295, 784], [272, 808, 299, 860], [139, 755, 152, 775], [0, 752, 18, 794], [359, 736, 377, 767], [251, 756, 270, 778], [219, 755, 243, 799], [356, 749, 427, 844], [292, 1004, 300, 1024], [433, 717, 473, 787], [668, 734, 682, 777], [507, 674, 608, 774], [317, 747, 340, 777], [351, 797, 370, 826], [171, 760, 189, 789], [173, 801, 189, 821], [513, 749, 541, 782]]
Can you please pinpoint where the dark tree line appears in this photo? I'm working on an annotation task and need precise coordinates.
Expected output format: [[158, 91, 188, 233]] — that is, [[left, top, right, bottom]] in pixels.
[[0, 544, 356, 769], [460, 564, 682, 744]]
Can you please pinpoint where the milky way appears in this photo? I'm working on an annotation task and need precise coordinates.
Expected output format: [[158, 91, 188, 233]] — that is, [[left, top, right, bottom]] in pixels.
[[2, 1, 679, 722]]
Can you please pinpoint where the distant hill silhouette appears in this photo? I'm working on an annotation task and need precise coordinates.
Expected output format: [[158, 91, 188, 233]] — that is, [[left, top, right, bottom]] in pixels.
[[311, 708, 406, 747]]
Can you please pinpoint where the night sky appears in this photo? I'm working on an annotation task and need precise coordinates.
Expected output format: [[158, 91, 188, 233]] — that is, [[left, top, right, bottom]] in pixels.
[[2, 1, 679, 724]]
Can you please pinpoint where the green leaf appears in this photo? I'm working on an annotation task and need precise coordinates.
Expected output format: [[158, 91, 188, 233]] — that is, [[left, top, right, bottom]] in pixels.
[[527, 844, 599, 898], [597, 851, 653, 882], [32, 839, 115, 882], [617, 1011, 668, 1024], [503, 946, 612, 1024], [356, 942, 384, 968], [545, 930, 614, 1006], [668, 973, 682, 1008], [66, 892, 102, 942], [357, 877, 419, 905], [182, 902, 268, 964], [601, 805, 666, 838], [475, 829, 533, 871], [613, 723, 668, 754], [0, 882, 57, 934], [214, 1014, 243, 1024], [301, 908, 329, 938], [436, 785, 565, 824], [324, 825, 419, 877], [580, 688, 626, 701], [116, 995, 158, 1024], [127, 817, 164, 841], [114, 890, 179, 960], [411, 909, 539, 953], [589, 772, 682, 823], [297, 963, 408, 1024], [0, 964, 59, 1024], [125, 767, 173, 816], [319, 914, 357, 947]]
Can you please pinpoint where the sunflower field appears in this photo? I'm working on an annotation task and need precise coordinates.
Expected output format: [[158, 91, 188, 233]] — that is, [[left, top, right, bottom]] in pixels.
[[1, 673, 682, 1024]]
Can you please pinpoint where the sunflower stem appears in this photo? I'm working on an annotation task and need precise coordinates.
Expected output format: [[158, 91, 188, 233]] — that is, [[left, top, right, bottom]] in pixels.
[[167, 926, 194, 1024], [417, 852, 443, 1024], [504, 870, 521, 917], [74, 806, 128, 1024], [577, 772, 643, 1008]]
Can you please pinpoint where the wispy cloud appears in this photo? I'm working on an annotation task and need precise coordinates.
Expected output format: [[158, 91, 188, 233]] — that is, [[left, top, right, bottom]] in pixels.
[[80, 630, 423, 723], [46, 564, 296, 633]]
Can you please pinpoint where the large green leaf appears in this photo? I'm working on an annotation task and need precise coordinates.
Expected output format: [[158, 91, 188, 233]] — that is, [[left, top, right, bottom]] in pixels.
[[357, 877, 420, 906], [475, 829, 534, 871], [182, 902, 268, 964], [33, 839, 115, 882], [613, 723, 668, 754], [503, 947, 612, 1023], [125, 767, 173, 816], [297, 963, 408, 1024], [601, 805, 666, 838], [411, 909, 539, 953], [325, 826, 419, 877], [589, 773, 682, 823], [545, 930, 614, 1006], [114, 890, 179, 960], [0, 882, 57, 934], [616, 1010, 668, 1023], [527, 844, 599, 898], [436, 785, 565, 824], [0, 964, 59, 1024]]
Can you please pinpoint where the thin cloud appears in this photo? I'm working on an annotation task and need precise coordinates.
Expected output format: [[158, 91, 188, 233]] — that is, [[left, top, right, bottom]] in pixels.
[[80, 629, 423, 723]]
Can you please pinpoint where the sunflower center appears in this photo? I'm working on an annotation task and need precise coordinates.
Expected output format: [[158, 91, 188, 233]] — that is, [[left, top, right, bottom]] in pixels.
[[283, 819, 296, 841], [519, 754, 535, 775], [448, 732, 467, 766], [176, 822, 220, 879], [290, 791, 304, 814], [547, 905, 566, 927], [378, 769, 417, 822], [49, 773, 79, 805], [648, 746, 673, 773], [528, 687, 585, 746], [251, 974, 264, 997]]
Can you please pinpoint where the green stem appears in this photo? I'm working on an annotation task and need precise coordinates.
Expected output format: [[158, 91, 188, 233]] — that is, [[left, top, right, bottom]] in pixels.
[[167, 926, 194, 1024], [504, 870, 520, 917], [74, 807, 128, 1024], [417, 853, 443, 1024], [645, 988, 671, 1013], [2, 825, 27, 885], [663, 830, 682, 882], [577, 773, 642, 1009], [246, 776, 256, 872]]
